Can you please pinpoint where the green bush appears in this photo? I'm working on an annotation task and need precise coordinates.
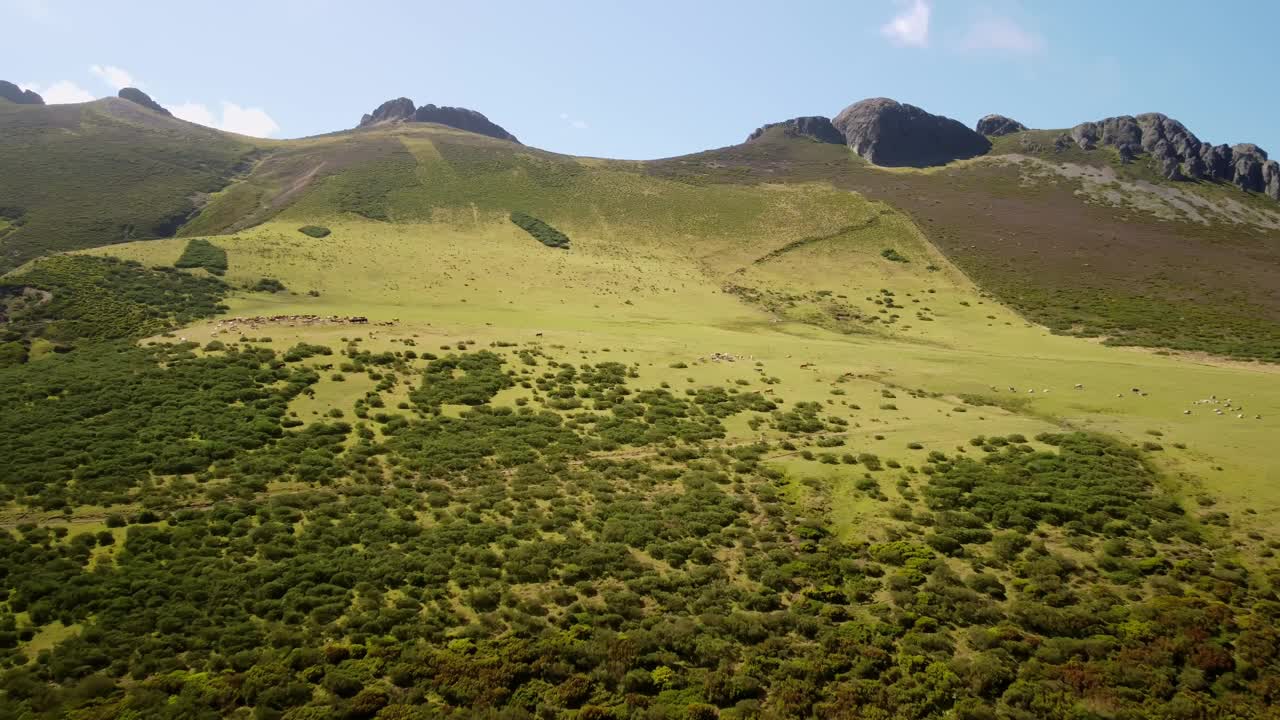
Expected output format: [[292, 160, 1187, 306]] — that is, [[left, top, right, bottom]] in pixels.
[[252, 277, 287, 293], [510, 211, 570, 249], [298, 225, 332, 238], [175, 238, 228, 275]]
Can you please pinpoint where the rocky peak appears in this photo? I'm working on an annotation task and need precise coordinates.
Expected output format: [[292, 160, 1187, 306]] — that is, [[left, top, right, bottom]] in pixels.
[[358, 97, 416, 127], [117, 87, 171, 116], [356, 97, 520, 143], [0, 80, 44, 105], [1068, 113, 1278, 200], [832, 98, 991, 168], [745, 116, 845, 145], [975, 114, 1027, 137], [413, 104, 519, 143]]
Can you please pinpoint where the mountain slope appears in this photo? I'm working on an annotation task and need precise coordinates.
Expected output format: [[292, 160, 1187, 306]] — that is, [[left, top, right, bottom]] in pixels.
[[649, 126, 1280, 360], [0, 98, 259, 271]]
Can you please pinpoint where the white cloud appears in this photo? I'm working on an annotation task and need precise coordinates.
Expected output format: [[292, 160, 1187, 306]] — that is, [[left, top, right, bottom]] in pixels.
[[90, 64, 137, 90], [220, 102, 280, 137], [21, 80, 95, 104], [171, 102, 217, 127], [571, 120, 588, 130], [559, 112, 570, 120], [173, 101, 280, 138], [961, 16, 1045, 54], [881, 0, 930, 48]]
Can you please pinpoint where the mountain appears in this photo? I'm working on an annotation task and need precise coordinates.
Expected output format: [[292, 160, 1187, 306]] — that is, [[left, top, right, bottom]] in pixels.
[[1, 90, 1278, 720], [0, 79, 43, 105], [356, 96, 520, 143], [0, 97, 257, 270]]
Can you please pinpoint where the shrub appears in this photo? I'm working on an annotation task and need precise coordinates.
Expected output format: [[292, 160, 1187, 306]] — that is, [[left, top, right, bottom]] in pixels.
[[175, 239, 228, 275], [298, 225, 331, 238], [252, 278, 287, 293], [881, 248, 909, 263], [510, 211, 570, 249]]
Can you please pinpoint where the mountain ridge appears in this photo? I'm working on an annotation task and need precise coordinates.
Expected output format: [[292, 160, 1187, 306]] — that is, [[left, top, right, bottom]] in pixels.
[[356, 95, 520, 143]]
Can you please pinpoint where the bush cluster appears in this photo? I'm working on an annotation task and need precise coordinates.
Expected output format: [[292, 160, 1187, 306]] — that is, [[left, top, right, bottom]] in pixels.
[[510, 211, 570, 249]]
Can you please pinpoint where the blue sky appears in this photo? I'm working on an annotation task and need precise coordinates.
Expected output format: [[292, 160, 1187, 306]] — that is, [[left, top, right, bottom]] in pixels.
[[4, 0, 1277, 159]]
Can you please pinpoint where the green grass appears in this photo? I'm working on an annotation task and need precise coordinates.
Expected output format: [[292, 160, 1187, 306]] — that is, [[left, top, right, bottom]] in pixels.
[[86, 209, 1280, 541]]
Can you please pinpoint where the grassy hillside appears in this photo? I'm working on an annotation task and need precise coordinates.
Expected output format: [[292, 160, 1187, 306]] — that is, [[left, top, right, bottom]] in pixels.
[[652, 128, 1280, 361], [3, 119, 1280, 719], [0, 98, 259, 272]]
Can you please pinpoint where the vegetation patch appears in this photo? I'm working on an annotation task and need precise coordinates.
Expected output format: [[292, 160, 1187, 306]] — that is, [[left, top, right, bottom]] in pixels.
[[0, 255, 227, 347], [880, 247, 909, 263], [297, 225, 331, 238], [174, 238, 228, 275], [251, 277, 287, 293], [411, 351, 513, 410], [510, 211, 570, 249]]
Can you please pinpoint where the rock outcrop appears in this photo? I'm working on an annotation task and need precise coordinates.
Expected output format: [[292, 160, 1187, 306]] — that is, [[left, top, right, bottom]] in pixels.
[[0, 80, 44, 105], [117, 87, 171, 116], [832, 98, 991, 168], [358, 97, 416, 127], [975, 114, 1027, 137], [356, 97, 520, 143], [745, 116, 845, 144], [413, 104, 519, 143], [1067, 113, 1279, 200]]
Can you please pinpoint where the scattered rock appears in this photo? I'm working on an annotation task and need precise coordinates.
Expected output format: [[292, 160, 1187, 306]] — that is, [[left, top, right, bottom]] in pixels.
[[0, 80, 43, 105], [832, 98, 991, 167], [117, 87, 171, 116], [745, 116, 845, 144], [975, 114, 1027, 136]]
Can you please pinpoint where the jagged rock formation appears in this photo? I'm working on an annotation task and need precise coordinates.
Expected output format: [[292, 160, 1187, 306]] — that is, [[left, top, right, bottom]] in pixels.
[[975, 114, 1027, 137], [745, 116, 845, 144], [413, 104, 519, 143], [117, 87, 171, 116], [359, 97, 415, 127], [832, 98, 991, 168], [1068, 113, 1279, 200], [0, 80, 44, 105], [356, 97, 520, 143]]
